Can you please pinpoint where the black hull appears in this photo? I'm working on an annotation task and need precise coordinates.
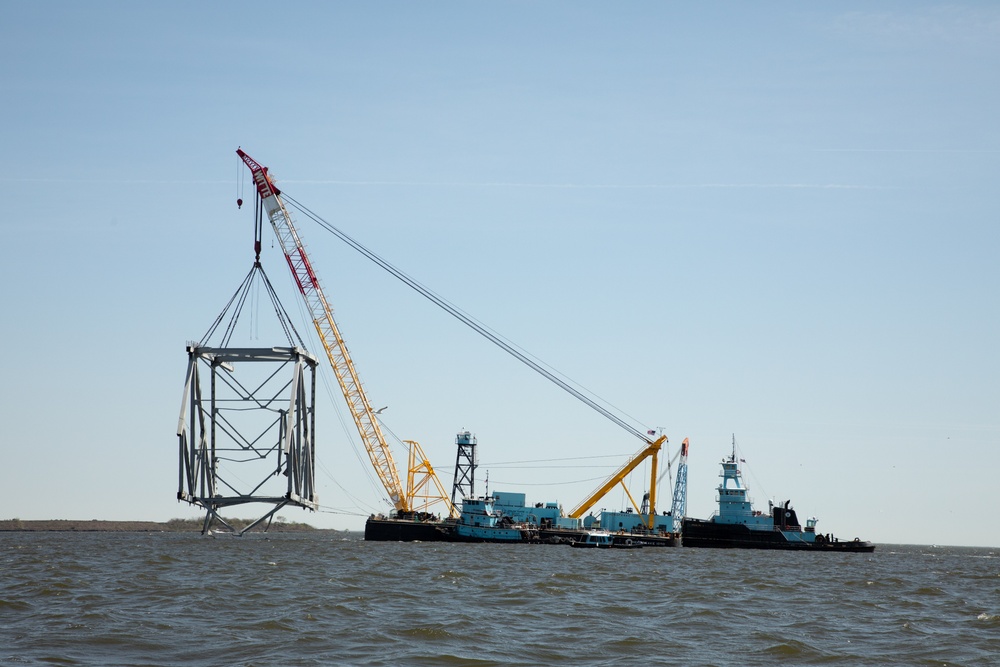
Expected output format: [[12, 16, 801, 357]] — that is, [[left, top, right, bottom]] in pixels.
[[682, 519, 875, 552], [570, 542, 643, 550], [571, 542, 644, 549], [536, 529, 680, 547], [628, 533, 681, 548], [363, 518, 685, 547], [364, 517, 451, 542], [538, 528, 586, 544]]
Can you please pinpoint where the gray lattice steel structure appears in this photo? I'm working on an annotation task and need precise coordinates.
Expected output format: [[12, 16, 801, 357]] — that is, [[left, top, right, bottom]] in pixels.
[[177, 345, 319, 534], [450, 430, 477, 507]]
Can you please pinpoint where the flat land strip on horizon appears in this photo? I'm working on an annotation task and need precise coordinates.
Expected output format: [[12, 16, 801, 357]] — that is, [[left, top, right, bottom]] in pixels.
[[0, 519, 319, 532]]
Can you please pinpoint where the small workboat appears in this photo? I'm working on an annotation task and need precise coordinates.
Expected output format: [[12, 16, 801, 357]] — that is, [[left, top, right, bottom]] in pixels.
[[571, 530, 643, 549]]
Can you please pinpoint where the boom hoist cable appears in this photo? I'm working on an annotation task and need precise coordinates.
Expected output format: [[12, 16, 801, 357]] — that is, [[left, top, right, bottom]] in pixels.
[[280, 193, 676, 528], [281, 192, 654, 445]]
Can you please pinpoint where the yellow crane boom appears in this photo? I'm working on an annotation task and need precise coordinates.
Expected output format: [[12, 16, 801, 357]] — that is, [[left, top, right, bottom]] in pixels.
[[237, 149, 456, 518], [567, 435, 666, 528]]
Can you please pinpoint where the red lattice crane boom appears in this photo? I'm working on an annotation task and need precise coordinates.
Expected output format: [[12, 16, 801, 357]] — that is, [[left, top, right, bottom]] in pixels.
[[236, 149, 456, 518]]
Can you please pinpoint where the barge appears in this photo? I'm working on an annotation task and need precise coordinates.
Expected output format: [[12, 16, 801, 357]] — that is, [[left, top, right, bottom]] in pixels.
[[364, 512, 452, 542]]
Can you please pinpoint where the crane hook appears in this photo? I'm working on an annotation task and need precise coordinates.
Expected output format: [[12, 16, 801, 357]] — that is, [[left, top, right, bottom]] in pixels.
[[237, 197, 243, 209]]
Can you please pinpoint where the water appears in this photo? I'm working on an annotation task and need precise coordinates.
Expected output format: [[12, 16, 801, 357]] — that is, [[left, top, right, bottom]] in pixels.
[[2, 533, 998, 666]]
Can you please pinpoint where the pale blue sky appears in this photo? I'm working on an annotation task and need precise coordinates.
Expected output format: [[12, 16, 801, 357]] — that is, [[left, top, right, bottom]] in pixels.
[[1, 2, 997, 546]]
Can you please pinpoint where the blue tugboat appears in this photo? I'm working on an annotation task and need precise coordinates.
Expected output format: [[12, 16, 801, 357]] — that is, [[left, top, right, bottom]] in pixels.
[[452, 495, 538, 543], [682, 439, 875, 552]]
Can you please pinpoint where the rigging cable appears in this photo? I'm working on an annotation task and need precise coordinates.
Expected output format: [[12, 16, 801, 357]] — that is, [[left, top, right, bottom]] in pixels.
[[199, 264, 255, 345], [201, 193, 307, 349], [198, 261, 306, 350], [281, 192, 652, 444]]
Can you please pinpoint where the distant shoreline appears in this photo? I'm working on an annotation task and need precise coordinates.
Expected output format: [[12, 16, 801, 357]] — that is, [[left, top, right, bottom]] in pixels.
[[0, 519, 321, 532]]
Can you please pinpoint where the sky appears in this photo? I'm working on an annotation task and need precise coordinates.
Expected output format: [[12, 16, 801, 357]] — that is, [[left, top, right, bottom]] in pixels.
[[1, 2, 997, 546]]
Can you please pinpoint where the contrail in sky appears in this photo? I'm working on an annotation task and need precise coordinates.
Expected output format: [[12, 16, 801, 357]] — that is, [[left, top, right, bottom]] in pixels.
[[282, 180, 891, 190], [1, 177, 892, 190], [814, 148, 1000, 153]]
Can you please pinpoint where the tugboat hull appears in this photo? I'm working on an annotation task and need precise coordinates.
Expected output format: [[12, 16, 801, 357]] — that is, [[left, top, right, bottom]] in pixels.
[[682, 518, 875, 552]]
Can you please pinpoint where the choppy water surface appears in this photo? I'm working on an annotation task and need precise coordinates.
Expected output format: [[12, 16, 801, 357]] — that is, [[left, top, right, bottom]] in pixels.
[[2, 532, 998, 666]]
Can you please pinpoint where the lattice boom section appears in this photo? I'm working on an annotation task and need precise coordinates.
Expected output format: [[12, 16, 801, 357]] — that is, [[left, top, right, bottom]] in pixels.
[[262, 192, 407, 510]]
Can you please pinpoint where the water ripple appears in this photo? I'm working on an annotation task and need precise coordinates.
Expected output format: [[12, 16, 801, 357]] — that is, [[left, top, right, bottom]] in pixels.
[[2, 534, 1000, 665]]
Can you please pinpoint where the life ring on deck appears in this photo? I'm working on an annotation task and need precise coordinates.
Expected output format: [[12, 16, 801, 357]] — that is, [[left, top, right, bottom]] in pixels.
[[625, 538, 633, 546]]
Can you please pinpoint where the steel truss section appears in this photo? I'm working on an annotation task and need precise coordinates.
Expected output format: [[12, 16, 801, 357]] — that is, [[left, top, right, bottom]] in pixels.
[[177, 345, 319, 535], [450, 431, 477, 507]]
